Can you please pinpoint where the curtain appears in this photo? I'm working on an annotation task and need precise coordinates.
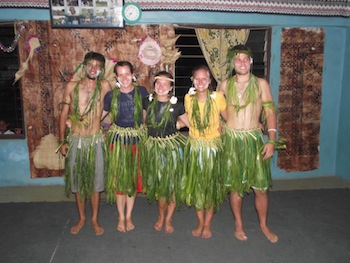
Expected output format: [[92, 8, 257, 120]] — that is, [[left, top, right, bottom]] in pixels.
[[195, 28, 249, 86]]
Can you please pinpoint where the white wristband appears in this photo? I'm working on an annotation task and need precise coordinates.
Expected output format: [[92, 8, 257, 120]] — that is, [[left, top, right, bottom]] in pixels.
[[268, 128, 277, 132]]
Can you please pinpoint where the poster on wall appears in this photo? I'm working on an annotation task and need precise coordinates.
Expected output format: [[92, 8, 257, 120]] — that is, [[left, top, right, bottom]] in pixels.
[[49, 0, 124, 28]]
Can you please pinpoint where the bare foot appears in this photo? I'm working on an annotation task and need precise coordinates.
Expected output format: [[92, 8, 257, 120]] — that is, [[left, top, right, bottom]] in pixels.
[[154, 218, 163, 232], [92, 221, 104, 236], [70, 219, 85, 235], [234, 230, 248, 241], [261, 227, 278, 243], [165, 220, 174, 234], [126, 218, 135, 232], [192, 224, 203, 237], [117, 219, 126, 233], [201, 225, 212, 239]]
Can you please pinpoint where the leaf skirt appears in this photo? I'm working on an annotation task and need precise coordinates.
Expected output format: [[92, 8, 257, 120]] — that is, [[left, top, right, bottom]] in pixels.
[[141, 132, 186, 206], [105, 124, 147, 203], [221, 128, 272, 196], [181, 137, 226, 212], [65, 132, 106, 199]]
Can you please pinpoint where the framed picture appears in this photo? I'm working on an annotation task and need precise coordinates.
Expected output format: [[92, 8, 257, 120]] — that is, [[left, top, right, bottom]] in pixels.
[[49, 0, 124, 28]]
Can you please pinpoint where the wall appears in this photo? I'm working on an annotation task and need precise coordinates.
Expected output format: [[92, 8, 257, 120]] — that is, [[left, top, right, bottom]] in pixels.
[[336, 27, 350, 180], [0, 8, 349, 186]]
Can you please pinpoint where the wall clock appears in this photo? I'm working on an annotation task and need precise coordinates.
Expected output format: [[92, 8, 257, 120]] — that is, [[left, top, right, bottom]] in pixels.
[[122, 2, 142, 24]]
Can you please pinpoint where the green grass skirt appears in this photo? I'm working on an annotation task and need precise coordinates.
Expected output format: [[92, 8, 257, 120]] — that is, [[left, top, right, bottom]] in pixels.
[[221, 128, 272, 196], [105, 124, 146, 203], [64, 132, 106, 198], [141, 132, 186, 206], [181, 137, 226, 212]]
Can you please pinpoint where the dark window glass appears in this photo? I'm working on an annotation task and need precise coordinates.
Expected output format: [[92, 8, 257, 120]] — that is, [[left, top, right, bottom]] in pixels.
[[0, 24, 25, 138]]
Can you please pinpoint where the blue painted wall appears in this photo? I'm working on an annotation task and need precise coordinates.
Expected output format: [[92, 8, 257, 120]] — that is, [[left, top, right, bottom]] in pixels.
[[0, 8, 349, 186], [336, 27, 350, 179]]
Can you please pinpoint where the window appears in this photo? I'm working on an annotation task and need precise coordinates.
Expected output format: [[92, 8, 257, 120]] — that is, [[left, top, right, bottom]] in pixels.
[[174, 26, 271, 102], [0, 23, 25, 138]]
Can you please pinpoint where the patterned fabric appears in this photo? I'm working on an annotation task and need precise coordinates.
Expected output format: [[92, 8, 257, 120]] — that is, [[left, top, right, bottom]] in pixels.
[[2, 0, 349, 17], [277, 28, 324, 172], [17, 21, 174, 178], [195, 28, 250, 85]]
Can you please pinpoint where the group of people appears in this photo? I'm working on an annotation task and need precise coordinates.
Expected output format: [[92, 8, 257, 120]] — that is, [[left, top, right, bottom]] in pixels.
[[59, 44, 279, 243]]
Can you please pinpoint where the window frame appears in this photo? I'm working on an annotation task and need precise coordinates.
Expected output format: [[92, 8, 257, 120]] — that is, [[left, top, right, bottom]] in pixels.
[[0, 22, 26, 139], [174, 25, 271, 102]]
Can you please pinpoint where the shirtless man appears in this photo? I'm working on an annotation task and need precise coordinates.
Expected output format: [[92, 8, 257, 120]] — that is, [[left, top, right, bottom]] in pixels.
[[219, 45, 278, 243], [59, 52, 111, 236]]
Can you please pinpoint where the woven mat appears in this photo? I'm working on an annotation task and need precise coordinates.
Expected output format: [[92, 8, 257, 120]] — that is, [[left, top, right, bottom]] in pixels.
[[18, 21, 173, 178], [277, 28, 324, 172]]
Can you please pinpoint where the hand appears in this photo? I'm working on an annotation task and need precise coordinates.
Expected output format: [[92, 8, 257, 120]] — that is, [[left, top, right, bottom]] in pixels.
[[261, 143, 274, 160], [60, 144, 68, 156]]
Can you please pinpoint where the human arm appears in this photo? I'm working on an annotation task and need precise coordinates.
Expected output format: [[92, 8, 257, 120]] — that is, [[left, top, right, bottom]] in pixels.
[[59, 82, 74, 156], [217, 79, 228, 96], [259, 78, 277, 160], [220, 108, 228, 122], [177, 112, 190, 129], [100, 80, 112, 123]]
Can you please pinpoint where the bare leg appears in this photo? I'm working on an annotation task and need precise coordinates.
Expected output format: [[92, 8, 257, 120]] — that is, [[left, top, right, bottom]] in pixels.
[[230, 192, 247, 241], [165, 200, 176, 234], [155, 198, 167, 231], [254, 189, 278, 243], [202, 208, 213, 239], [192, 209, 204, 237], [116, 194, 126, 232], [91, 192, 104, 236], [126, 194, 136, 231], [71, 193, 86, 235]]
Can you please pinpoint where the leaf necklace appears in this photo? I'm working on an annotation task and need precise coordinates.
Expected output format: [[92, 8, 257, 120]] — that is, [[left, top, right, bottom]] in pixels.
[[69, 80, 101, 128], [227, 74, 259, 112], [110, 84, 142, 127], [147, 94, 174, 134], [191, 90, 212, 135]]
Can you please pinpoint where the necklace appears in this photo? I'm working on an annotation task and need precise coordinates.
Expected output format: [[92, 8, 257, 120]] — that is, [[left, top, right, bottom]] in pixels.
[[227, 75, 259, 112], [147, 95, 173, 135], [69, 80, 101, 128], [110, 84, 142, 127], [191, 90, 212, 135]]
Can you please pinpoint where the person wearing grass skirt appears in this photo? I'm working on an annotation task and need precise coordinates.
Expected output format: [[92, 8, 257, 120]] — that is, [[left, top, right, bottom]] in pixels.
[[103, 61, 148, 233], [182, 65, 227, 239], [219, 45, 283, 243], [59, 52, 111, 236], [142, 71, 190, 234]]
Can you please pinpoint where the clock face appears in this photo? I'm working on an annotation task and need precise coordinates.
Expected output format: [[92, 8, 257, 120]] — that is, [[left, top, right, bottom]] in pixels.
[[122, 3, 142, 24]]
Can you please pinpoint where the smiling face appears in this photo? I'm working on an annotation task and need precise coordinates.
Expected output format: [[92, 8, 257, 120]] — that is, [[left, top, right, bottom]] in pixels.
[[232, 53, 251, 75], [192, 68, 211, 93], [115, 65, 133, 89], [85, 59, 103, 79], [154, 77, 173, 97]]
